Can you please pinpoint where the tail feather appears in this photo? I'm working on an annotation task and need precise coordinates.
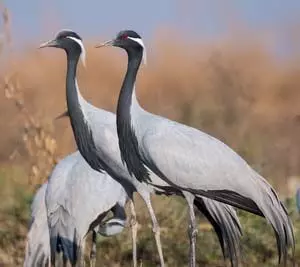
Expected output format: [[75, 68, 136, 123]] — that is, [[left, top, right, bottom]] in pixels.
[[49, 205, 80, 265], [24, 241, 49, 267], [194, 197, 242, 267], [24, 219, 50, 267], [200, 172, 295, 266], [252, 175, 294, 265]]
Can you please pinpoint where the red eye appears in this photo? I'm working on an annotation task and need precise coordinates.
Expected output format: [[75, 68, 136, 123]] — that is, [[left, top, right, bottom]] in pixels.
[[120, 34, 128, 40]]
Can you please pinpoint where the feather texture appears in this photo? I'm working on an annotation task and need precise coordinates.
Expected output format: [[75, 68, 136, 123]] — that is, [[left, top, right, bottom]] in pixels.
[[45, 151, 129, 265]]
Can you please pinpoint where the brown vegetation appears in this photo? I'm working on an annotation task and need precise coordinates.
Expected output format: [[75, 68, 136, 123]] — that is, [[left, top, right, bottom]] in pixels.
[[2, 33, 300, 190], [0, 3, 300, 266]]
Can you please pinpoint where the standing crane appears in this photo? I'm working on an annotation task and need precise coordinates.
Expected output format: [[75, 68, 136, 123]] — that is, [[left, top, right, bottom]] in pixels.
[[39, 30, 243, 267], [24, 182, 104, 267], [24, 151, 137, 267], [98, 30, 295, 267]]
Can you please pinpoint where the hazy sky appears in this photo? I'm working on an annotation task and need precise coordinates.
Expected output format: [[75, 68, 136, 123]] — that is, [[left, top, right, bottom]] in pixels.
[[3, 0, 300, 56]]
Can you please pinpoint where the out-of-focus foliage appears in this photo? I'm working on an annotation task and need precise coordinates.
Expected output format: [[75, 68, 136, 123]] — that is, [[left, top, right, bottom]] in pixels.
[[1, 169, 300, 266], [0, 2, 300, 266]]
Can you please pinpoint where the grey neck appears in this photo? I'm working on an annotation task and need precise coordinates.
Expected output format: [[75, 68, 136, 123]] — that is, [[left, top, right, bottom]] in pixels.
[[120, 50, 142, 99], [65, 50, 105, 171], [65, 51, 85, 137], [116, 48, 151, 183]]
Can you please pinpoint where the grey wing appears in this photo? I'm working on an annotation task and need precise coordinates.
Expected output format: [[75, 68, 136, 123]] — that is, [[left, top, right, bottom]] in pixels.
[[45, 151, 80, 216], [45, 151, 129, 264], [142, 120, 294, 263], [30, 182, 48, 226], [66, 156, 130, 236], [141, 122, 252, 193], [24, 183, 50, 267], [45, 152, 85, 265], [194, 197, 242, 267], [46, 151, 132, 265]]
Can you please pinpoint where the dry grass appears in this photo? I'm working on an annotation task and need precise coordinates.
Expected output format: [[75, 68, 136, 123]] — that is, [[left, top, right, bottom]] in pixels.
[[3, 36, 300, 189], [0, 2, 300, 266]]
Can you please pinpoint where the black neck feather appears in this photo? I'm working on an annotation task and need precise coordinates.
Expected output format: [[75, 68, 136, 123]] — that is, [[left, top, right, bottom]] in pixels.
[[65, 51, 105, 172], [116, 48, 150, 182]]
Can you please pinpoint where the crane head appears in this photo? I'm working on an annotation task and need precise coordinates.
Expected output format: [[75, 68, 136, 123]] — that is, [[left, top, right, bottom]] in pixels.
[[96, 30, 147, 65], [39, 29, 86, 67]]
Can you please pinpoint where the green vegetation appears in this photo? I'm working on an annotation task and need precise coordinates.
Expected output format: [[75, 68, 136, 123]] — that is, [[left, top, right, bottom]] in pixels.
[[0, 3, 300, 266], [0, 167, 299, 266]]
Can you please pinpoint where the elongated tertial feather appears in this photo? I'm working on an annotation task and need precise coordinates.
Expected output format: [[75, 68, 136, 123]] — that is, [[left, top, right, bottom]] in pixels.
[[49, 205, 79, 265], [196, 171, 295, 266], [194, 197, 242, 267]]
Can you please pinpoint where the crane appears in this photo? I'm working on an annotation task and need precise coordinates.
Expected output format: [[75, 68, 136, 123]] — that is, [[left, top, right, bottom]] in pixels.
[[98, 29, 295, 266], [39, 30, 243, 267], [24, 151, 137, 267]]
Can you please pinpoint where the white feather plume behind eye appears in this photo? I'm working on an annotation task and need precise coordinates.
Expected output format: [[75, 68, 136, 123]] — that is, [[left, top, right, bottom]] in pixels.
[[128, 37, 147, 65], [67, 36, 86, 67]]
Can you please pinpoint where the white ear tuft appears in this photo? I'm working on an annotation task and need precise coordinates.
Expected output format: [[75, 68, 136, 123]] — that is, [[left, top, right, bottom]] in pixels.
[[128, 37, 147, 65], [67, 36, 86, 67]]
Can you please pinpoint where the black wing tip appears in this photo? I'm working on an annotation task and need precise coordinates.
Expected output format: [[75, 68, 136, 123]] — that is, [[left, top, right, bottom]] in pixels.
[[194, 198, 242, 267], [194, 189, 295, 266], [266, 200, 295, 266]]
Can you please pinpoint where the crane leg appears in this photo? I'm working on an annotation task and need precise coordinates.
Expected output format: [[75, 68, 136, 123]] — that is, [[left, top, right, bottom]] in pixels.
[[140, 191, 165, 267], [129, 199, 138, 267], [62, 254, 67, 267], [90, 229, 97, 267], [183, 191, 197, 267]]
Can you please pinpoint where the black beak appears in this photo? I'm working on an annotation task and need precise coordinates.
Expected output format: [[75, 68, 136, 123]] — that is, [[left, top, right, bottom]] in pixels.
[[95, 39, 115, 48], [39, 39, 58, 49]]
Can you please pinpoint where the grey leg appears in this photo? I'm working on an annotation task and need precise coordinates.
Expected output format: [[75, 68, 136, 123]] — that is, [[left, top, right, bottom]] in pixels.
[[90, 229, 97, 267], [183, 191, 197, 267], [62, 253, 67, 267], [129, 199, 138, 267], [139, 191, 165, 267]]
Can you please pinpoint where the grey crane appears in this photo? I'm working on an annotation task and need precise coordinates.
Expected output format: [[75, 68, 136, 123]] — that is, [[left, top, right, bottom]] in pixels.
[[24, 181, 114, 267], [39, 30, 243, 267], [24, 181, 106, 267], [98, 30, 295, 266], [46, 151, 137, 267], [24, 151, 137, 267]]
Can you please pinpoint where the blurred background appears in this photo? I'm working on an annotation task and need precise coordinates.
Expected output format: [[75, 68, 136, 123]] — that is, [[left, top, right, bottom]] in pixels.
[[0, 0, 300, 266]]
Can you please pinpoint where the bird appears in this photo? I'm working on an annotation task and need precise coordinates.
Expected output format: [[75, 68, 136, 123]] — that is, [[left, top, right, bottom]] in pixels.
[[98, 29, 295, 266], [27, 151, 137, 267], [58, 110, 242, 267], [23, 181, 114, 267], [39, 30, 243, 267]]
